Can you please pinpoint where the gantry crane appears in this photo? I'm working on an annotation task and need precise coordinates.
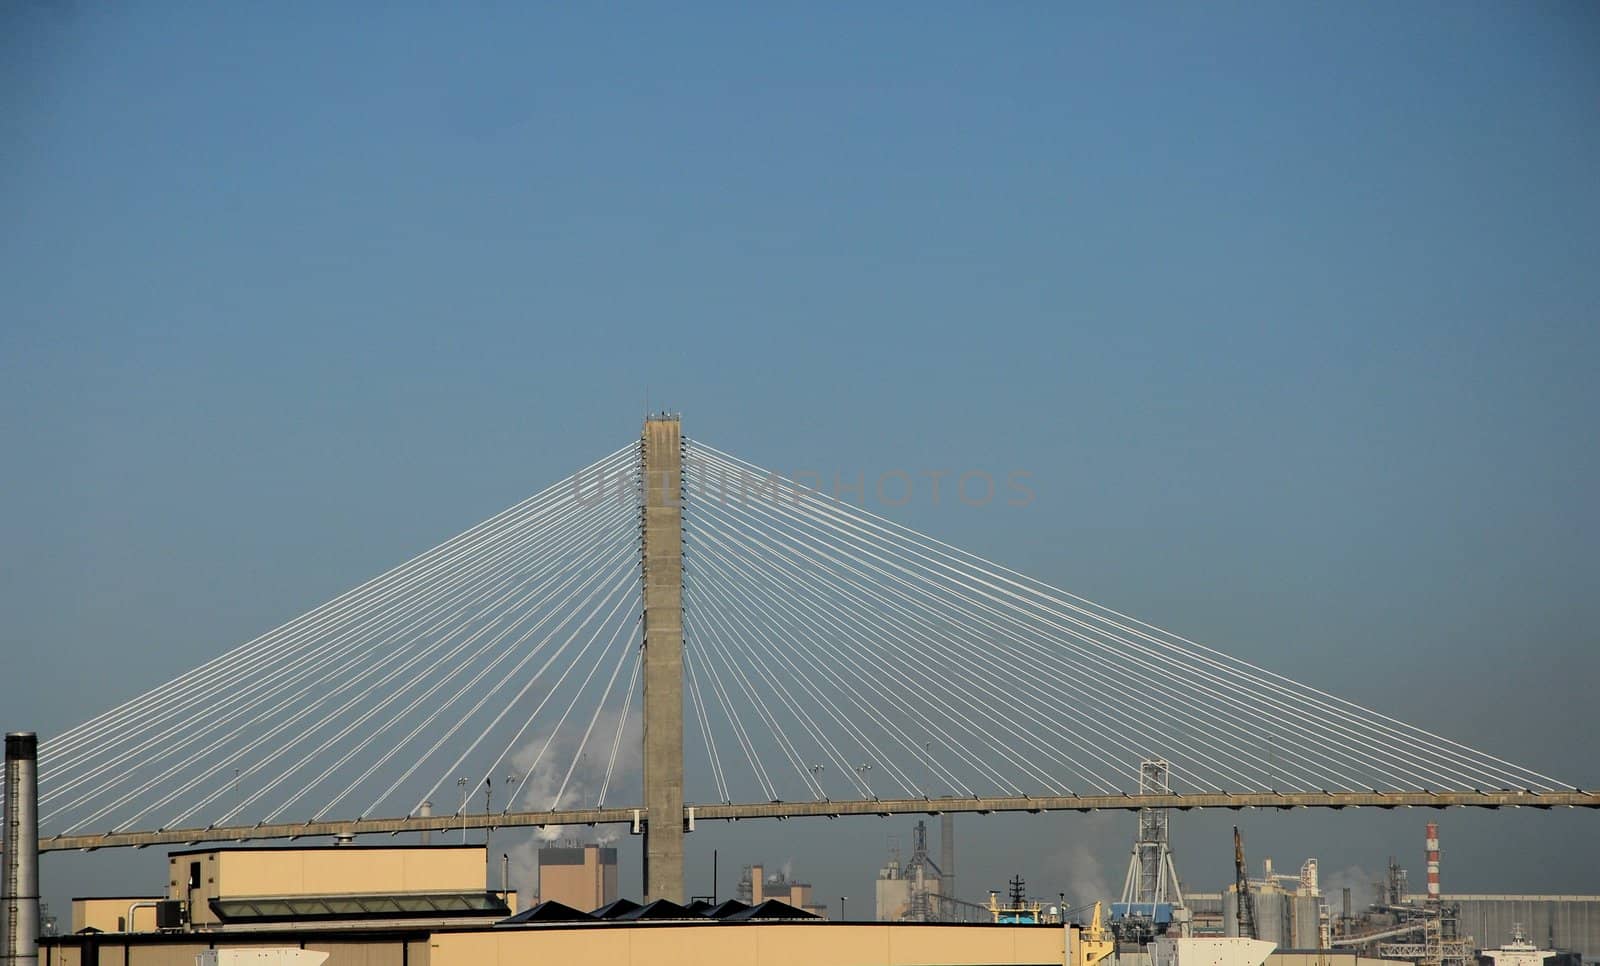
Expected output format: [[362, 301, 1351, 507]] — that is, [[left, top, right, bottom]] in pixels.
[[1234, 826, 1259, 941]]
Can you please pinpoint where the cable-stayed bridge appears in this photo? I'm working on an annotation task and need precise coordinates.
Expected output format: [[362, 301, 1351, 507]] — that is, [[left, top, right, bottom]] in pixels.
[[8, 416, 1595, 902]]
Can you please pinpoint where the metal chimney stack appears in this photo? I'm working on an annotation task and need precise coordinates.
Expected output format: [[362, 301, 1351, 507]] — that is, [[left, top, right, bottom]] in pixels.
[[3, 732, 40, 966], [1425, 822, 1441, 902]]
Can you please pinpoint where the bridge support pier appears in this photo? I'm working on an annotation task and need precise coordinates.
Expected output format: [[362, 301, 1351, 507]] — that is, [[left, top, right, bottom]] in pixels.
[[641, 417, 685, 902], [3, 732, 39, 966]]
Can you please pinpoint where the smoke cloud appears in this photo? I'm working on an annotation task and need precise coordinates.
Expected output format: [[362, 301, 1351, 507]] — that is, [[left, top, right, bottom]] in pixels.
[[502, 710, 641, 906]]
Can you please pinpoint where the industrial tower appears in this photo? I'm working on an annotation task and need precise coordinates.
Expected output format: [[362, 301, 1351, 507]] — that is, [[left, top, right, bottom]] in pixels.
[[1117, 760, 1186, 934]]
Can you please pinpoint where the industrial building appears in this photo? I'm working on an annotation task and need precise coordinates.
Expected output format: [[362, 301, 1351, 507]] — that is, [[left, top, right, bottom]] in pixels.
[[536, 842, 618, 911], [40, 842, 1091, 966], [876, 816, 967, 922], [736, 863, 829, 918], [1406, 896, 1600, 964], [1223, 858, 1326, 950]]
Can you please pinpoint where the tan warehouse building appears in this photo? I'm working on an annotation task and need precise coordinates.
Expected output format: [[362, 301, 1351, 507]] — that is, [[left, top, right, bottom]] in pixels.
[[46, 843, 1073, 966]]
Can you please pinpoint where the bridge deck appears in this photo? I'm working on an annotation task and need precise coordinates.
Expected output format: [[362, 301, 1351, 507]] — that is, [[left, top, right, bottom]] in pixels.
[[37, 790, 1599, 853]]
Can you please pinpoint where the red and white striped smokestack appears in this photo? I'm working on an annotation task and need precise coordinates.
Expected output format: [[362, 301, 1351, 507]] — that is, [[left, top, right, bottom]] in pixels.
[[1425, 822, 1440, 900]]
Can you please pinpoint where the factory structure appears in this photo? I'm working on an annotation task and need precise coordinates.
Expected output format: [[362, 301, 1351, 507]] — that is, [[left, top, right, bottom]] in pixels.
[[1429, 898, 1599, 965], [535, 841, 619, 911], [1320, 824, 1599, 966], [735, 862, 829, 918], [874, 813, 988, 923], [1087, 763, 1599, 966]]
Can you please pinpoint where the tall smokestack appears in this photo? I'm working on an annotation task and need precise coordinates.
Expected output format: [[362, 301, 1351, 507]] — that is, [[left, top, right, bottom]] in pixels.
[[1425, 822, 1440, 902], [3, 732, 40, 966]]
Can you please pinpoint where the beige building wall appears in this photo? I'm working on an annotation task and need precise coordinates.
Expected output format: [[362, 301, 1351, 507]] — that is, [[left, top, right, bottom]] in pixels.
[[428, 923, 1064, 966], [70, 899, 161, 934], [166, 846, 486, 927], [537, 845, 618, 911], [47, 923, 1069, 966], [44, 939, 426, 966]]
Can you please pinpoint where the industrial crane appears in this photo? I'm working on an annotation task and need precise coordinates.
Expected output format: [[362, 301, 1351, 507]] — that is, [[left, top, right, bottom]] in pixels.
[[1233, 826, 1259, 941]]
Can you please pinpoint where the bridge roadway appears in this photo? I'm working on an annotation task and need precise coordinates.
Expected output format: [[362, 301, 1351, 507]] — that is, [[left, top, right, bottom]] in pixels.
[[36, 789, 1600, 853]]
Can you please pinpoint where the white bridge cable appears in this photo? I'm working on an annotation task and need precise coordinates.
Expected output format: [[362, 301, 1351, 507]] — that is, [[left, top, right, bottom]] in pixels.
[[327, 537, 630, 823], [682, 570, 836, 801], [682, 555, 882, 801], [683, 456, 1364, 794], [123, 503, 640, 835], [686, 538, 986, 798], [681, 557, 835, 799], [51, 498, 627, 834], [549, 621, 642, 812], [38, 450, 642, 835], [597, 635, 644, 808], [762, 461, 1566, 791], [680, 469, 1195, 789], [228, 497, 642, 826], [684, 513, 1030, 796], [724, 480, 1474, 793], [288, 482, 643, 825], [682, 455, 1281, 794], [685, 516, 1109, 796], [687, 441, 1565, 793], [308, 495, 640, 818], [686, 481, 1260, 797], [412, 543, 642, 816], [183, 495, 643, 825], [691, 444, 1484, 793], [346, 535, 634, 822], [48, 483, 635, 834], [363, 535, 638, 819], [697, 444, 1561, 793], [682, 606, 779, 802], [39, 448, 636, 814], [682, 604, 731, 803], [752, 483, 1508, 794], [41, 445, 635, 767], [471, 567, 641, 813]]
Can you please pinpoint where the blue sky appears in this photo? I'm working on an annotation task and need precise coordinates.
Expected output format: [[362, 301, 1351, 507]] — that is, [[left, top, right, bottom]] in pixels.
[[3, 3, 1597, 912]]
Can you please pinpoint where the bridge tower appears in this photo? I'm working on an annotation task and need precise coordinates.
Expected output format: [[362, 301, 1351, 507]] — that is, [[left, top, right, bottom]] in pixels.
[[640, 415, 685, 901]]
